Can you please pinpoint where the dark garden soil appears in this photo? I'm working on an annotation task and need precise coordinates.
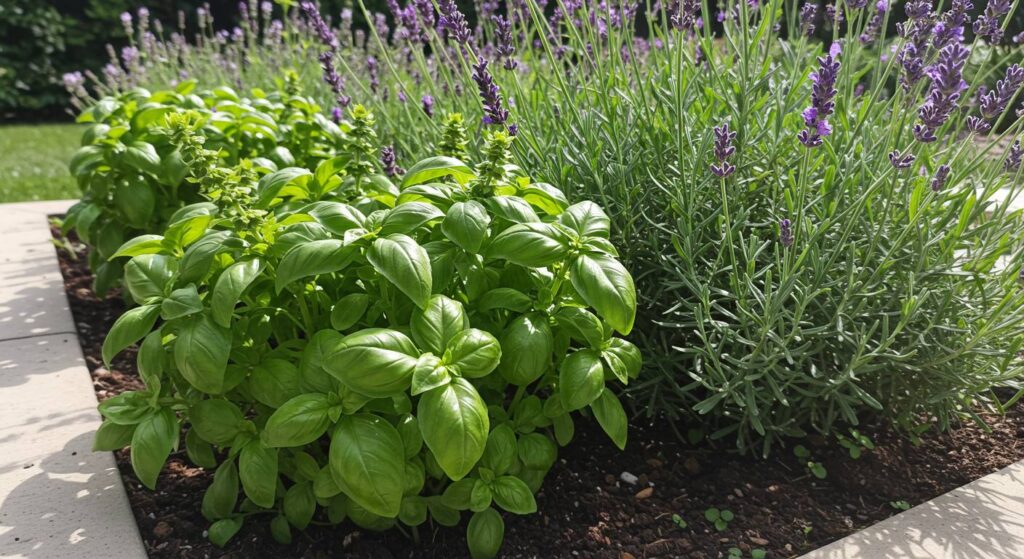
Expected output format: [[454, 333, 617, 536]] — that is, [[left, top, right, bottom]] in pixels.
[[52, 225, 1024, 559]]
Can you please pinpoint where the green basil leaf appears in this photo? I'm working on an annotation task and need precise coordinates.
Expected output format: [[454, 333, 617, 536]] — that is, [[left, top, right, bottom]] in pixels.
[[330, 414, 406, 517], [263, 393, 332, 448], [161, 284, 203, 320], [211, 259, 262, 327], [467, 508, 505, 559], [202, 460, 239, 521], [397, 414, 424, 459], [130, 408, 177, 490], [185, 428, 217, 468], [380, 201, 445, 235], [411, 294, 469, 354], [517, 433, 557, 471], [114, 181, 155, 228], [330, 293, 372, 331], [591, 389, 628, 450], [602, 338, 643, 381], [469, 480, 492, 512], [102, 304, 160, 364], [208, 517, 243, 547], [250, 358, 301, 408], [301, 201, 366, 235], [412, 354, 450, 396], [271, 514, 292, 544], [191, 399, 243, 445], [299, 329, 343, 393], [481, 425, 517, 476], [558, 201, 610, 238], [491, 476, 537, 515], [441, 478, 476, 510], [559, 349, 606, 411], [93, 420, 135, 451], [477, 288, 533, 313], [324, 328, 418, 397], [570, 253, 637, 335], [314, 465, 342, 500], [418, 378, 489, 481], [275, 239, 355, 293], [399, 495, 429, 526], [124, 141, 162, 175], [239, 441, 279, 508], [486, 222, 570, 267], [255, 167, 313, 208], [442, 201, 491, 253], [111, 234, 168, 259], [123, 254, 176, 304], [367, 234, 433, 309], [555, 307, 606, 349], [163, 214, 214, 250], [552, 412, 575, 446], [520, 182, 569, 215], [283, 482, 316, 529], [486, 196, 540, 223], [402, 156, 475, 187], [445, 328, 502, 378], [178, 230, 240, 284], [175, 314, 231, 394], [98, 390, 152, 425], [427, 496, 461, 526], [497, 314, 553, 385]]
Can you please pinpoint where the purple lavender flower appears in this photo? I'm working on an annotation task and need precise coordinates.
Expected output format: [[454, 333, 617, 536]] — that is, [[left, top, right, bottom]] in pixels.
[[473, 59, 509, 126], [826, 3, 844, 25], [710, 122, 737, 178], [848, 0, 869, 8], [438, 0, 473, 44], [914, 43, 970, 142], [670, 0, 700, 32], [859, 1, 887, 45], [967, 116, 992, 133], [798, 44, 841, 148], [980, 65, 1024, 119], [974, 0, 1011, 44], [492, 16, 518, 70], [381, 146, 405, 178], [889, 149, 916, 169], [508, 123, 519, 136], [780, 219, 794, 248], [800, 2, 818, 37], [1006, 140, 1023, 172], [931, 165, 951, 191], [301, 1, 338, 51], [367, 56, 380, 93], [422, 94, 435, 117], [331, 107, 343, 123]]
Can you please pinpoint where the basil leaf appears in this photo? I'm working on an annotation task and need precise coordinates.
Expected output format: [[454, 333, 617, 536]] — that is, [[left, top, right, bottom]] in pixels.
[[111, 234, 168, 259], [411, 294, 469, 354], [330, 414, 406, 517], [602, 338, 643, 382], [201, 460, 239, 520], [569, 253, 637, 335], [208, 517, 243, 547], [559, 349, 606, 411], [467, 508, 505, 559], [380, 201, 445, 235], [558, 201, 610, 238], [402, 156, 475, 186], [367, 234, 433, 309], [442, 201, 491, 253], [102, 303, 160, 364], [130, 408, 177, 490], [591, 389, 628, 450], [330, 293, 371, 331], [325, 328, 418, 397], [250, 358, 301, 408], [239, 441, 279, 508], [445, 328, 502, 378], [283, 482, 316, 529], [123, 254, 176, 304], [491, 476, 537, 515], [418, 378, 489, 481], [263, 393, 332, 447], [175, 314, 231, 394], [190, 399, 243, 445], [275, 239, 355, 293], [481, 424, 517, 476], [517, 433, 558, 471], [93, 420, 135, 451], [211, 259, 262, 327], [161, 285, 203, 320], [486, 222, 570, 267], [412, 354, 451, 396], [497, 314, 553, 385]]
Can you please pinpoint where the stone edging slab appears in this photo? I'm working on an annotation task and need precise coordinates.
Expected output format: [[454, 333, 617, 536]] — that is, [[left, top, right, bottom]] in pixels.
[[0, 200, 146, 558]]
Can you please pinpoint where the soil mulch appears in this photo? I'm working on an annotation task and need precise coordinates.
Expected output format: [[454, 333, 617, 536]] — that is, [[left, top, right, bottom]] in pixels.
[[52, 225, 1024, 559]]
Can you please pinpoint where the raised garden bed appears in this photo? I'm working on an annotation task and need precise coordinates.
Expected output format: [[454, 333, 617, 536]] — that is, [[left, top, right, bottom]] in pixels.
[[53, 225, 1024, 559]]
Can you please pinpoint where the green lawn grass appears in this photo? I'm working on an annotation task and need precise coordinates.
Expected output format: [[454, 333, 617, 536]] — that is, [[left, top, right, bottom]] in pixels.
[[0, 123, 82, 203]]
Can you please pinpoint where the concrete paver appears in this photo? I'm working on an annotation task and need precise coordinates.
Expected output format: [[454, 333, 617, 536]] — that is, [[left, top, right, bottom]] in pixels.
[[0, 201, 145, 559]]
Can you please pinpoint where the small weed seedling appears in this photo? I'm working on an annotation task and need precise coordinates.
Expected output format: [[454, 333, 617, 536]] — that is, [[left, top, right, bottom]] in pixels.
[[836, 429, 875, 459], [671, 513, 688, 529], [705, 507, 734, 531], [728, 548, 767, 559], [890, 500, 911, 511], [794, 445, 827, 479]]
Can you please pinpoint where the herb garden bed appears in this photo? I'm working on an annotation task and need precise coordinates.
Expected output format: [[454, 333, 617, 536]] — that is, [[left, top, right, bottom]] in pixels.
[[53, 224, 1024, 559]]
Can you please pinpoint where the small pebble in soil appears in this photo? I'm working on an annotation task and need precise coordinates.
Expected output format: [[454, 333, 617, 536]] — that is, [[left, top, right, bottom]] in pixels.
[[619, 471, 639, 485], [635, 487, 654, 500]]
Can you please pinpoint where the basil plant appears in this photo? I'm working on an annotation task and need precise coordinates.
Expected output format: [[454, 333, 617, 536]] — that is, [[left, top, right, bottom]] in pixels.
[[63, 78, 342, 294], [93, 121, 639, 558]]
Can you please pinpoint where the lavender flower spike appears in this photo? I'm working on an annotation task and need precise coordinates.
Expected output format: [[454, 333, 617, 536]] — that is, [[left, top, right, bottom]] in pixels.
[[931, 165, 951, 192], [381, 146, 405, 178], [780, 219, 794, 248], [473, 59, 509, 126], [974, 0, 1011, 44], [800, 3, 818, 37], [889, 149, 916, 169], [438, 0, 473, 45], [798, 44, 841, 148], [711, 123, 737, 178], [1006, 140, 1023, 172], [914, 43, 970, 143], [980, 64, 1024, 119], [422, 94, 435, 118]]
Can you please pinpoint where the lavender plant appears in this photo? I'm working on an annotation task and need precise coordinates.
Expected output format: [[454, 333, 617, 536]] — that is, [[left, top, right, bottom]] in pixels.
[[69, 0, 1024, 456]]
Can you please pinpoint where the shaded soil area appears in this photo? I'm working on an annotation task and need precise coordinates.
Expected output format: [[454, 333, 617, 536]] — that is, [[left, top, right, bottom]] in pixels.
[[53, 226, 1024, 559]]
